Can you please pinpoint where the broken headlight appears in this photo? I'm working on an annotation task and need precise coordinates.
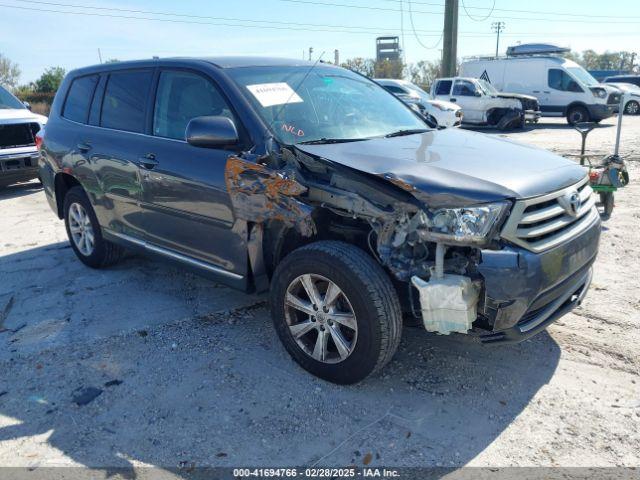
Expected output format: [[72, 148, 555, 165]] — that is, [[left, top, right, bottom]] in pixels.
[[427, 202, 510, 245]]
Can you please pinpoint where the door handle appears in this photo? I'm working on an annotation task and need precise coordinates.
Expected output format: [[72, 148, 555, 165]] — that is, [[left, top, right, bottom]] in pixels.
[[137, 153, 158, 170], [77, 142, 92, 153], [450, 98, 457, 102], [543, 91, 551, 94], [532, 90, 540, 93]]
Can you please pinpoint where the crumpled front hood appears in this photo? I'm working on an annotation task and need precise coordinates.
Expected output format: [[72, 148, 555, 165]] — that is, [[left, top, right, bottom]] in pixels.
[[295, 128, 586, 207], [0, 109, 47, 125], [496, 92, 538, 102]]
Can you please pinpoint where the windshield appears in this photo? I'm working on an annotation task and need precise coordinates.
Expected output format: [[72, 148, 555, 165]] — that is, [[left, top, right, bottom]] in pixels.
[[566, 67, 599, 87], [227, 65, 427, 145], [0, 85, 26, 110], [477, 79, 498, 95]]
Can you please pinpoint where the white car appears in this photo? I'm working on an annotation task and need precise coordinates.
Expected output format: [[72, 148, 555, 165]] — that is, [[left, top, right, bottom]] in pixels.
[[376, 78, 463, 128], [608, 83, 640, 115], [461, 45, 620, 124], [0, 85, 47, 187]]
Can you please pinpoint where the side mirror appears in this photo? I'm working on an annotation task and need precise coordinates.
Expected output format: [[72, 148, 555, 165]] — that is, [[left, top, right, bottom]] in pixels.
[[23, 101, 32, 110], [186, 116, 239, 148], [474, 91, 482, 97]]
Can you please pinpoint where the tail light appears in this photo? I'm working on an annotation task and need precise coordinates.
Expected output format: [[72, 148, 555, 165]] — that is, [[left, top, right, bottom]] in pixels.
[[589, 170, 602, 182], [35, 130, 44, 150]]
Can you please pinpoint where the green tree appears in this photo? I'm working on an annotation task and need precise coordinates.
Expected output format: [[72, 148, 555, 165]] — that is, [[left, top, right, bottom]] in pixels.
[[373, 59, 405, 79], [0, 53, 21, 89], [340, 57, 375, 78], [407, 60, 442, 90], [34, 66, 66, 93]]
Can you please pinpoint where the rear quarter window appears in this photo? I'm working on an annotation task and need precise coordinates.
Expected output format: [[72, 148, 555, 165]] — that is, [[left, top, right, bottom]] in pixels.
[[101, 70, 153, 133], [63, 75, 99, 124]]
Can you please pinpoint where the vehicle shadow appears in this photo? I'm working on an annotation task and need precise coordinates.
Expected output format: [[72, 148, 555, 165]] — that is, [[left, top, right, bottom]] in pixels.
[[0, 242, 561, 473], [0, 181, 42, 200]]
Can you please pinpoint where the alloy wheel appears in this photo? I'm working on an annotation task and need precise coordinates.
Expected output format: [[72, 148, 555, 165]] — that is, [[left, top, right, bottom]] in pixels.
[[68, 202, 95, 256], [284, 274, 357, 364]]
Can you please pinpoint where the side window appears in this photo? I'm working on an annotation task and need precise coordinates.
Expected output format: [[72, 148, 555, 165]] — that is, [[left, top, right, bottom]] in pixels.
[[548, 69, 582, 92], [101, 70, 153, 133], [383, 85, 406, 95], [153, 70, 235, 140], [452, 80, 477, 96], [435, 80, 452, 95], [63, 75, 99, 124]]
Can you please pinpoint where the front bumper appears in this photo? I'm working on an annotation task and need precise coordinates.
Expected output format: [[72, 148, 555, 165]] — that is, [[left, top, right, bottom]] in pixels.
[[524, 110, 542, 122], [0, 150, 39, 186], [476, 209, 601, 344], [587, 103, 617, 121]]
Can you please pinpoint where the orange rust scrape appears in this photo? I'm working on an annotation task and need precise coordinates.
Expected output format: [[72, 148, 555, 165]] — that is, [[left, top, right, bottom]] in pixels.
[[225, 156, 316, 237]]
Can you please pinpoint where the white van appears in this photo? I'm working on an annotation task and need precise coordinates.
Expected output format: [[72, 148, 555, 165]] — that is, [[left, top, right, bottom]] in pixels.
[[461, 53, 621, 124]]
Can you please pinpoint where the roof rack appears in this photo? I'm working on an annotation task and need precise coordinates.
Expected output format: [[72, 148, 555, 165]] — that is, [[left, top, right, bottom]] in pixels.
[[463, 43, 571, 62]]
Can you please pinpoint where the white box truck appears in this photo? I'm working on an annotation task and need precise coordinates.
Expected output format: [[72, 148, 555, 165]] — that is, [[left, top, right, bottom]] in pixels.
[[460, 44, 621, 124]]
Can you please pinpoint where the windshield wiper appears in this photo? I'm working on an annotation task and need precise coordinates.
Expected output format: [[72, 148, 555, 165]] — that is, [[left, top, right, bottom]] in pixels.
[[385, 129, 429, 138], [298, 138, 368, 145]]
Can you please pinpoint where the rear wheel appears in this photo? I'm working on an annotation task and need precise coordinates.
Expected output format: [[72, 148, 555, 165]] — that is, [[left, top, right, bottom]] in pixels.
[[64, 186, 124, 268], [625, 100, 639, 115], [270, 241, 402, 384], [566, 105, 590, 125]]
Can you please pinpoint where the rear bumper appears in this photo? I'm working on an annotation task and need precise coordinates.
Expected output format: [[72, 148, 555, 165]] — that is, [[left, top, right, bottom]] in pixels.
[[476, 210, 601, 344], [0, 151, 39, 186]]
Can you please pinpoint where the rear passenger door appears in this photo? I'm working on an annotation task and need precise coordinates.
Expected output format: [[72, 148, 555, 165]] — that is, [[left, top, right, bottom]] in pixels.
[[433, 79, 453, 102], [138, 68, 248, 281], [87, 69, 154, 238]]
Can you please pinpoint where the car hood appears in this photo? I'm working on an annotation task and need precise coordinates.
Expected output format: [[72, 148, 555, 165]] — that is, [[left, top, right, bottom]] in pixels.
[[496, 92, 538, 101], [0, 108, 47, 125], [295, 128, 586, 207]]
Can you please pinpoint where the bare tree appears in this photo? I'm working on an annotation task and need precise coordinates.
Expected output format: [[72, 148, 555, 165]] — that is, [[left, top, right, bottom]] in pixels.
[[0, 53, 21, 89]]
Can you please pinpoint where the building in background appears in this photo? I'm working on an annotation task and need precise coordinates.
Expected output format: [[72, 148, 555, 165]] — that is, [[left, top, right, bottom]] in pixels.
[[376, 36, 401, 63]]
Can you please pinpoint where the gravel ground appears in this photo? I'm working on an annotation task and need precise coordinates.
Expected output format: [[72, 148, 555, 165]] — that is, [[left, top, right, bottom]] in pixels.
[[0, 116, 638, 470]]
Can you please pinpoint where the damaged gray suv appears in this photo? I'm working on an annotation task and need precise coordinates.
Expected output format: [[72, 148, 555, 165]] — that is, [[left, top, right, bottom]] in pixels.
[[39, 57, 601, 384]]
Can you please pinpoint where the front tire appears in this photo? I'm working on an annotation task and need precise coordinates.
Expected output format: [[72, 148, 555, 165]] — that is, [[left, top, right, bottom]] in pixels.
[[63, 186, 124, 268], [270, 241, 402, 384], [566, 105, 590, 125]]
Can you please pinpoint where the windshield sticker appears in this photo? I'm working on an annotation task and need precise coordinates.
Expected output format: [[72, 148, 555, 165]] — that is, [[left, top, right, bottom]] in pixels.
[[246, 83, 304, 108], [282, 124, 305, 137]]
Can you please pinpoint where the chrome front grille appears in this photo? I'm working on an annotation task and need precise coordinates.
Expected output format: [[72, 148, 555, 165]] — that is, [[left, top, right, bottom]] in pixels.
[[501, 177, 599, 253]]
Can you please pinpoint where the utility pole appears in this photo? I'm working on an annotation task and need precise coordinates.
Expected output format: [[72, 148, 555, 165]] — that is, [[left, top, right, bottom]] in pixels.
[[98, 48, 103, 64], [334, 49, 340, 65], [442, 0, 459, 77], [492, 21, 505, 58], [308, 47, 314, 61]]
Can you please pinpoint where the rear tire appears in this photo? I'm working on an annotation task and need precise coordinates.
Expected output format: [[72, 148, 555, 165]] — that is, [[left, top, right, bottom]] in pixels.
[[63, 186, 124, 268], [270, 241, 402, 384], [566, 105, 590, 125], [625, 100, 639, 115]]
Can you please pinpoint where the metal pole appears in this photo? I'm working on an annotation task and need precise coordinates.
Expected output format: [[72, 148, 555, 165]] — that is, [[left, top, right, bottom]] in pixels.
[[614, 93, 626, 156], [442, 0, 458, 77], [492, 22, 505, 58]]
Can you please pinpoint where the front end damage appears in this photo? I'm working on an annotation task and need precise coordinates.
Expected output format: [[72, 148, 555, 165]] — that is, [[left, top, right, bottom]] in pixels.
[[224, 141, 600, 343]]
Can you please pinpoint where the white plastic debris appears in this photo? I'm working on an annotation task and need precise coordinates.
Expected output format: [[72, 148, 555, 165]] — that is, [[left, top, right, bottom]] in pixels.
[[411, 274, 479, 335]]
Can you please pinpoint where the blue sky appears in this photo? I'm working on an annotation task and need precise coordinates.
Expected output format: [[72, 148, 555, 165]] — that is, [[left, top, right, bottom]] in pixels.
[[1, 0, 639, 83]]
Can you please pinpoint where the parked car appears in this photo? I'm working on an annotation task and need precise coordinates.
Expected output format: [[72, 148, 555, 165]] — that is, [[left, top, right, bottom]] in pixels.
[[431, 76, 540, 129], [603, 75, 640, 89], [375, 78, 463, 128], [461, 50, 621, 124], [0, 84, 47, 188], [40, 57, 601, 384], [607, 83, 640, 115]]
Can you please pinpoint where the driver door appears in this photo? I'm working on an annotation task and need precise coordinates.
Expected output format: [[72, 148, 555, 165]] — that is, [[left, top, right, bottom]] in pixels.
[[138, 68, 248, 286], [451, 79, 484, 123]]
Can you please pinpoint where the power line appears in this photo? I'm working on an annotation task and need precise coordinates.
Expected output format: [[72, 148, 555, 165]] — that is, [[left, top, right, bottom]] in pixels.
[[461, 0, 495, 22], [276, 0, 640, 24], [377, 0, 640, 20], [407, 0, 443, 50]]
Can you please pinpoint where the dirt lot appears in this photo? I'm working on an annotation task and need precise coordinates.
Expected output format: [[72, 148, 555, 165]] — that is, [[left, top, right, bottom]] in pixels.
[[0, 116, 638, 471]]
